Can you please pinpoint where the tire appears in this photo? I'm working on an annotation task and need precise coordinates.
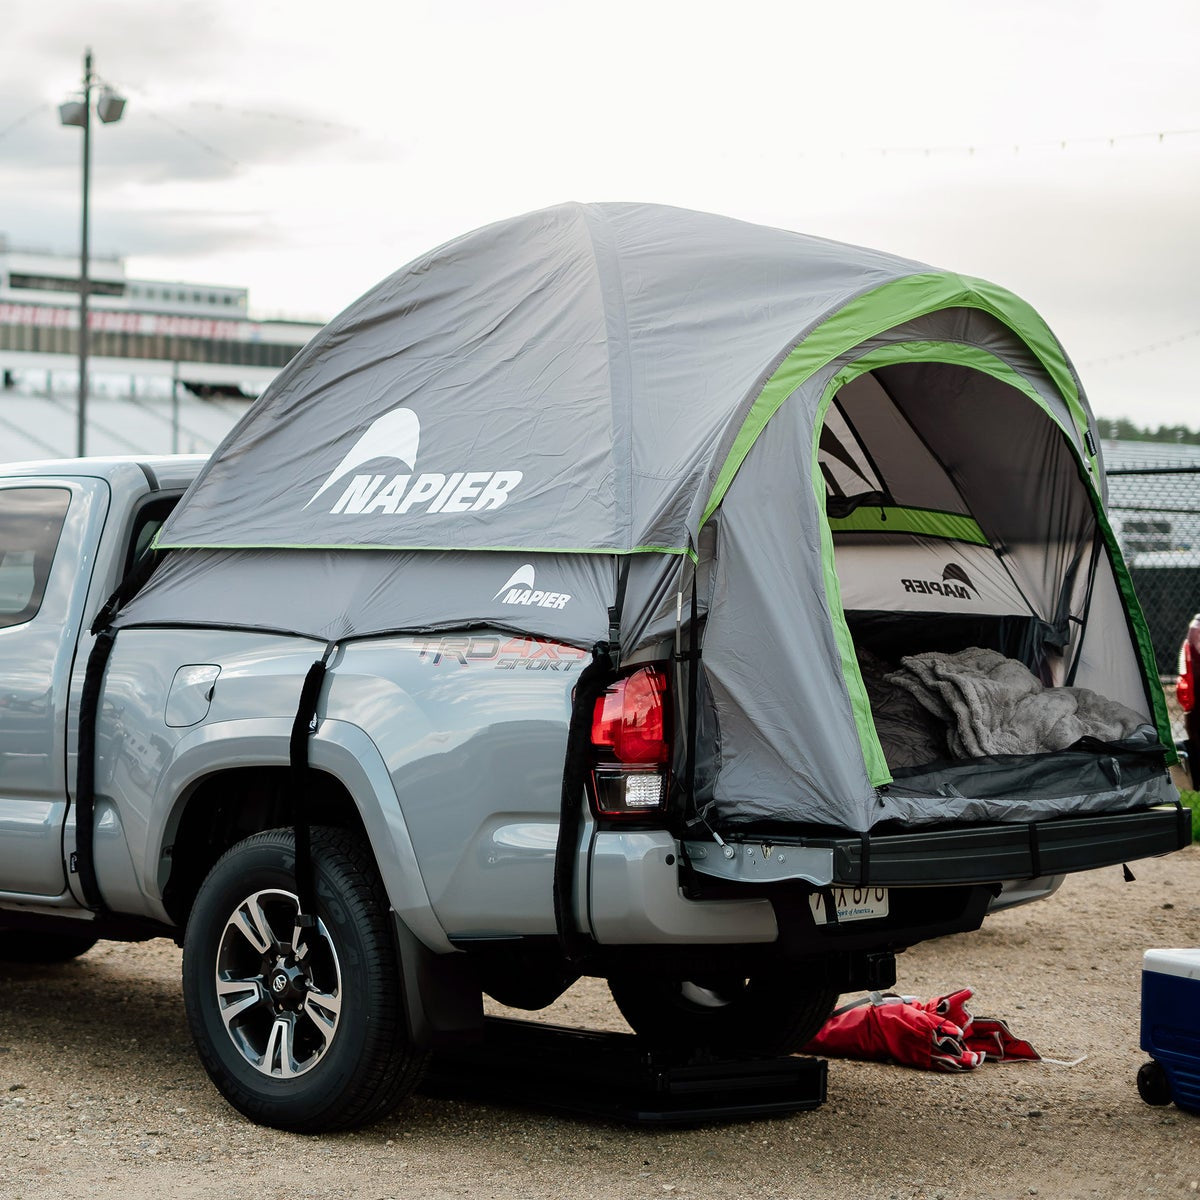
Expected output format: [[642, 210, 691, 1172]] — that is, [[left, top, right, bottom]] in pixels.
[[608, 970, 839, 1058], [1137, 1059, 1173, 1107], [0, 931, 98, 963], [182, 826, 426, 1132]]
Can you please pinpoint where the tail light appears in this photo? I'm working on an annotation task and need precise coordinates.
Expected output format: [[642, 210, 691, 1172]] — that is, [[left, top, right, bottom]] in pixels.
[[589, 664, 671, 819], [1179, 637, 1196, 714]]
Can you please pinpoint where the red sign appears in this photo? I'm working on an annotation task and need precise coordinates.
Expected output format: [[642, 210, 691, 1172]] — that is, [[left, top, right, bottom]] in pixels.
[[0, 302, 247, 341]]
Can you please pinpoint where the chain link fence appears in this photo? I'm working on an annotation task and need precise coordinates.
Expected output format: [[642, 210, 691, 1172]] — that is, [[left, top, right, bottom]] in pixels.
[[1106, 457, 1200, 742]]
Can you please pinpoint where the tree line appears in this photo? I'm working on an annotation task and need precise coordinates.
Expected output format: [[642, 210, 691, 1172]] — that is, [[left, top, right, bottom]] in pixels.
[[1096, 418, 1200, 445]]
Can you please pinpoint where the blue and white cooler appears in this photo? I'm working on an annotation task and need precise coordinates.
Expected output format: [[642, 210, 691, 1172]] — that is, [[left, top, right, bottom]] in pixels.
[[1139, 948, 1200, 1113]]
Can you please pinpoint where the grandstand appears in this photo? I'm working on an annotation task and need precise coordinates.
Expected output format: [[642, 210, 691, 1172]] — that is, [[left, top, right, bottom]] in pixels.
[[0, 384, 251, 462], [0, 234, 323, 464]]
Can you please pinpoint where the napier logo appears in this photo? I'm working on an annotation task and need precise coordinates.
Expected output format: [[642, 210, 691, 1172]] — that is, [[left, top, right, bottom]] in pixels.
[[307, 407, 523, 515], [493, 564, 572, 610], [899, 562, 978, 601]]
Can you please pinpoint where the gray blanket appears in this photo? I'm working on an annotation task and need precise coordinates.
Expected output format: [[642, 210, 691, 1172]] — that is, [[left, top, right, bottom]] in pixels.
[[857, 648, 949, 768], [885, 647, 1146, 758]]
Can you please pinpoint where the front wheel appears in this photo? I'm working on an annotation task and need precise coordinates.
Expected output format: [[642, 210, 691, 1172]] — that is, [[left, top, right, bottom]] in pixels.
[[608, 970, 839, 1058], [182, 827, 426, 1132]]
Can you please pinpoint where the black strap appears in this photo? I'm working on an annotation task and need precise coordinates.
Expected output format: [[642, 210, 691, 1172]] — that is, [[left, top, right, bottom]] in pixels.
[[1027, 822, 1041, 879], [90, 549, 160, 635], [828, 992, 886, 1019], [75, 629, 118, 912], [75, 543, 168, 911], [606, 558, 631, 671], [289, 648, 335, 925], [551, 644, 616, 962], [553, 547, 631, 961]]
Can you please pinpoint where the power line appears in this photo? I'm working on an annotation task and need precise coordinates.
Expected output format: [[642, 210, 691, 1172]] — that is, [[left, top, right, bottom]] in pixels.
[[188, 101, 356, 135], [113, 88, 359, 169], [0, 102, 50, 146], [1082, 328, 1200, 368], [107, 81, 241, 168], [803, 126, 1200, 160], [140, 107, 240, 168], [0, 77, 241, 174]]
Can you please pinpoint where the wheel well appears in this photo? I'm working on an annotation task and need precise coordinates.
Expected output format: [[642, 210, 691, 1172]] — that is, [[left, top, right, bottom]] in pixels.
[[161, 767, 371, 928]]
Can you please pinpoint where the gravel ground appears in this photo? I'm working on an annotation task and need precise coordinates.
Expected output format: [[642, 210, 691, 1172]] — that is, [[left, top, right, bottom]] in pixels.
[[2, 845, 1198, 1200]]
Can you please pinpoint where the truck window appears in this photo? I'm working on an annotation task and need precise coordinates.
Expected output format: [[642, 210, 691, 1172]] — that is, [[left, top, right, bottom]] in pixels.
[[0, 487, 71, 628], [122, 496, 179, 578]]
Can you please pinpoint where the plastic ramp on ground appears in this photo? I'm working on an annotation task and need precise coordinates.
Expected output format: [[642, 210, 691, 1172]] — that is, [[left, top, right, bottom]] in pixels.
[[422, 1016, 827, 1126]]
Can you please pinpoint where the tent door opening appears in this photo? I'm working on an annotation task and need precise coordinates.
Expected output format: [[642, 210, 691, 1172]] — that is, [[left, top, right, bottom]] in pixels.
[[820, 361, 1155, 775]]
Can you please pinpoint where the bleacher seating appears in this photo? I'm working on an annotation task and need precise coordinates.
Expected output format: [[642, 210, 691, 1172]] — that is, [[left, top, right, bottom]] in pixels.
[[0, 389, 250, 463]]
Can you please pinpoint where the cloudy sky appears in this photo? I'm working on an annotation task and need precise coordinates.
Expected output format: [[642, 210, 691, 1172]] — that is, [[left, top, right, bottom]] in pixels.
[[2, 0, 1198, 425]]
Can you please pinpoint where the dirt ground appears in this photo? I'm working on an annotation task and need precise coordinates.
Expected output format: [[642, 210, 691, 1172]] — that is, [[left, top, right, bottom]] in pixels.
[[2, 845, 1198, 1200]]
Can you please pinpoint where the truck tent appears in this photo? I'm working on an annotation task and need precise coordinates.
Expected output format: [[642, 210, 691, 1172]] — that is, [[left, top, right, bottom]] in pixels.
[[116, 202, 1174, 832]]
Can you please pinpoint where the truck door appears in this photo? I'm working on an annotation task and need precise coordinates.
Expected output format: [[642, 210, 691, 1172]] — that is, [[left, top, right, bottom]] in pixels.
[[0, 479, 106, 897]]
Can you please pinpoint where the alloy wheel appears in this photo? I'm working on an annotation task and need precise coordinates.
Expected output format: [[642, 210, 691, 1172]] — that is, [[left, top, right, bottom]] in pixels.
[[213, 888, 343, 1078]]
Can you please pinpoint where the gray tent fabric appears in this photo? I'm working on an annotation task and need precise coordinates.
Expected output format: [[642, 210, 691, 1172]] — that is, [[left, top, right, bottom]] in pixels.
[[117, 202, 1171, 833], [149, 204, 928, 556], [124, 548, 616, 644]]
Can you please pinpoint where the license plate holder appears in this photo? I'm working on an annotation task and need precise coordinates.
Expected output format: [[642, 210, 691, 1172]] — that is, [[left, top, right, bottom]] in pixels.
[[808, 886, 890, 925]]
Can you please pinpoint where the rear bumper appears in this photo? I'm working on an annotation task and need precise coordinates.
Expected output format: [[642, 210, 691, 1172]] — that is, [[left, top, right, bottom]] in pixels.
[[690, 804, 1192, 889]]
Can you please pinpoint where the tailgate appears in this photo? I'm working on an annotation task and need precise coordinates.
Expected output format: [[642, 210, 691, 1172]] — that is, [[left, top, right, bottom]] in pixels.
[[687, 805, 1191, 888]]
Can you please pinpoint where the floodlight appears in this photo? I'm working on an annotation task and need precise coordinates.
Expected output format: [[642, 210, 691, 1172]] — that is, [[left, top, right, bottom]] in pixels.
[[97, 88, 126, 124], [58, 100, 87, 127]]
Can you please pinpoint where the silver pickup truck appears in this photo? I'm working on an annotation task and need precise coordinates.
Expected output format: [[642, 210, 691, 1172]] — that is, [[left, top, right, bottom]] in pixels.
[[1, 204, 1192, 1135], [0, 452, 1189, 1134], [4, 454, 837, 1128]]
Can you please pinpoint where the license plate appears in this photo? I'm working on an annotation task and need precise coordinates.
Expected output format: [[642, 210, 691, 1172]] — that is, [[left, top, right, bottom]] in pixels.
[[809, 886, 890, 925]]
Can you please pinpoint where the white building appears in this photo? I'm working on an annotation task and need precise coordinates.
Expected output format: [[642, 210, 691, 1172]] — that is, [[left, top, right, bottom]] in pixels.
[[0, 236, 325, 459], [0, 236, 323, 395]]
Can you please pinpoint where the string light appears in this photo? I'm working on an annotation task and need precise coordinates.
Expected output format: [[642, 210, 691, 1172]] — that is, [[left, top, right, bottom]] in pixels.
[[187, 101, 355, 134], [1082, 328, 1200, 368], [0, 102, 50, 144], [799, 126, 1200, 160], [139, 107, 240, 168]]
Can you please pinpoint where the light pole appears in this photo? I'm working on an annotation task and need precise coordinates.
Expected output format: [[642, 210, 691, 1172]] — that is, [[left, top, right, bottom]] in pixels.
[[59, 49, 126, 457]]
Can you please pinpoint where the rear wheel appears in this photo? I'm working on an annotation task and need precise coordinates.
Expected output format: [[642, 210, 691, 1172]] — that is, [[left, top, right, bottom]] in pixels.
[[182, 827, 426, 1132], [608, 970, 838, 1057], [0, 931, 98, 963]]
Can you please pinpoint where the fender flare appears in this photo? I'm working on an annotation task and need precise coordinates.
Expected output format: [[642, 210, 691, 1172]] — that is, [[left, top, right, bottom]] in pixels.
[[146, 716, 453, 953]]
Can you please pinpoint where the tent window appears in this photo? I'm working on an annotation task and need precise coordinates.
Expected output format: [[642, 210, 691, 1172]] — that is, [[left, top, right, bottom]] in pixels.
[[819, 401, 890, 517]]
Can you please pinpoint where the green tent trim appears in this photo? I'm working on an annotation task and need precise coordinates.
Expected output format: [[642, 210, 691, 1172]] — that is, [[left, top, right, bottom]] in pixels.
[[701, 271, 1097, 531], [826, 507, 989, 545], [151, 536, 699, 561]]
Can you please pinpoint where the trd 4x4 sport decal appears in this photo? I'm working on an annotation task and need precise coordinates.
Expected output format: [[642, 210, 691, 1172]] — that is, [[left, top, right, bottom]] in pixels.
[[308, 407, 523, 516], [411, 635, 586, 670]]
